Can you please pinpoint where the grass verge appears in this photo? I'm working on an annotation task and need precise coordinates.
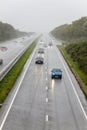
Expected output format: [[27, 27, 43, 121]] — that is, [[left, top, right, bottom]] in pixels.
[[58, 45, 87, 99], [0, 40, 37, 104]]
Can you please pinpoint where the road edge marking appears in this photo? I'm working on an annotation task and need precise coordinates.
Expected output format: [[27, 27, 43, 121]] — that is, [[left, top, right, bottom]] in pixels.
[[55, 46, 87, 120], [0, 47, 36, 130]]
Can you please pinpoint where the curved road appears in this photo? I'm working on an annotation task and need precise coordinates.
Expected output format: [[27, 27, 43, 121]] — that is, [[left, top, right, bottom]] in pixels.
[[0, 34, 37, 74]]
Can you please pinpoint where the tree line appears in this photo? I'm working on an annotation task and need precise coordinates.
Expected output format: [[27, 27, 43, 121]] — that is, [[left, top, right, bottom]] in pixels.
[[51, 17, 87, 80], [51, 17, 87, 42], [66, 41, 87, 76], [0, 22, 29, 42]]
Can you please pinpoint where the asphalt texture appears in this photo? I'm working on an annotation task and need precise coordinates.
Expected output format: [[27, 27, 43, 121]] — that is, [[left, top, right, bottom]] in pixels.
[[0, 35, 36, 73], [0, 38, 87, 130]]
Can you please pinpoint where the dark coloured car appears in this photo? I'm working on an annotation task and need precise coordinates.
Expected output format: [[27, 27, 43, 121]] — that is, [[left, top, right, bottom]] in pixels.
[[0, 59, 3, 65], [51, 68, 62, 79], [49, 42, 52, 46], [35, 57, 44, 64]]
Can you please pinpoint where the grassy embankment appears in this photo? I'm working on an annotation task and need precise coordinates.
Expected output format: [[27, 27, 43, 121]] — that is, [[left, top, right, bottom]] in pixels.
[[0, 40, 37, 104], [58, 45, 87, 99]]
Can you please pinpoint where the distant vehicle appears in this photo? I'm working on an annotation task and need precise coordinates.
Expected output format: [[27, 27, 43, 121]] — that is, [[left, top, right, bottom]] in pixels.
[[43, 44, 47, 48], [0, 47, 8, 51], [49, 42, 52, 46], [51, 68, 62, 79], [35, 57, 44, 64], [0, 59, 3, 65], [38, 48, 44, 53], [40, 40, 44, 44]]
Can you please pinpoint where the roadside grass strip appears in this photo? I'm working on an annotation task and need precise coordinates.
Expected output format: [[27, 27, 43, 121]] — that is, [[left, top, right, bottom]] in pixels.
[[0, 41, 37, 104], [58, 45, 87, 99]]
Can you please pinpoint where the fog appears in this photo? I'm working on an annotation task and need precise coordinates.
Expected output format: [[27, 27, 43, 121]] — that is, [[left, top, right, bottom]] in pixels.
[[0, 0, 87, 33]]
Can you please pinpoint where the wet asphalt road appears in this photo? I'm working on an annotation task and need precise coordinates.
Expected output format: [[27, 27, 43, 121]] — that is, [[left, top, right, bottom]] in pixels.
[[0, 38, 87, 130], [0, 34, 37, 73]]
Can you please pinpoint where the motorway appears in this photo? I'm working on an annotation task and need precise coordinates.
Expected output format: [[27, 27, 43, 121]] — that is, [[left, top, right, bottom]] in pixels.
[[0, 36, 87, 130], [0, 34, 37, 74]]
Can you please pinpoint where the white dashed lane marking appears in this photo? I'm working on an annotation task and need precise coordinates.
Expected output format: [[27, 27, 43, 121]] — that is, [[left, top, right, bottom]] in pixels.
[[46, 98, 48, 103], [45, 86, 48, 91], [46, 115, 48, 122]]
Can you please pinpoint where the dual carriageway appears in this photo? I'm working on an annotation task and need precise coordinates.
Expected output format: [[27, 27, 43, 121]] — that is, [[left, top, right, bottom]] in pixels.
[[0, 35, 87, 130]]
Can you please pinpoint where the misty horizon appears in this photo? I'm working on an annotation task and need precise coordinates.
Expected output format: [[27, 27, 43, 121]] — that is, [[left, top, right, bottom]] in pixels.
[[0, 0, 87, 33]]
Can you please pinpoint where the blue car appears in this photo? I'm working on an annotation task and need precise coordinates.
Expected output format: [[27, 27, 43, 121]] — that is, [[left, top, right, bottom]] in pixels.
[[51, 68, 62, 79]]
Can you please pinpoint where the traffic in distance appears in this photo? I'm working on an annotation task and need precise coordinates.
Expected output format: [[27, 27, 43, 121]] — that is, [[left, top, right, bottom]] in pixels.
[[35, 39, 62, 79], [0, 34, 38, 81], [0, 36, 87, 130]]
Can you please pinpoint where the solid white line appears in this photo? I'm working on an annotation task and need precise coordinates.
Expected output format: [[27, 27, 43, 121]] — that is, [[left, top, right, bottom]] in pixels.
[[46, 115, 48, 121], [55, 46, 87, 120], [0, 49, 36, 130]]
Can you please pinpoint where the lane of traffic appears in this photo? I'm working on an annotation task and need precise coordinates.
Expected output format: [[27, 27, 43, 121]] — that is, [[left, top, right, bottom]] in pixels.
[[0, 43, 48, 130], [0, 34, 39, 81], [46, 44, 87, 130], [0, 36, 87, 130], [0, 34, 37, 72]]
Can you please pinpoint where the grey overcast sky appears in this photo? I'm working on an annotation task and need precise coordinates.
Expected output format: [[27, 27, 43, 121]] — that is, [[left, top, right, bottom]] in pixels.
[[0, 0, 87, 33]]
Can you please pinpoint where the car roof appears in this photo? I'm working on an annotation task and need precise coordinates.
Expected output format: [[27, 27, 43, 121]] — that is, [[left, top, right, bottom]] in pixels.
[[38, 48, 44, 50], [35, 57, 44, 60], [52, 68, 62, 72]]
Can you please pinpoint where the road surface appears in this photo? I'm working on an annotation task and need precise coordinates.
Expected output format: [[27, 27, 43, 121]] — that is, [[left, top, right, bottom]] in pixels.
[[0, 34, 38, 74], [0, 37, 87, 130]]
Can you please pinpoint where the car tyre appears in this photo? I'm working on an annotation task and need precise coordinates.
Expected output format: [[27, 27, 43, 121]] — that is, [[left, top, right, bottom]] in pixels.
[[51, 76, 54, 79], [60, 76, 62, 79]]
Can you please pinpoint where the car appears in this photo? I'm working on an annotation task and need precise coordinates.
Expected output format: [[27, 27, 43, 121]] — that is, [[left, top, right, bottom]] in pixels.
[[0, 59, 3, 65], [40, 40, 44, 44], [38, 48, 44, 53], [35, 57, 44, 64], [49, 42, 52, 46], [51, 68, 62, 79]]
